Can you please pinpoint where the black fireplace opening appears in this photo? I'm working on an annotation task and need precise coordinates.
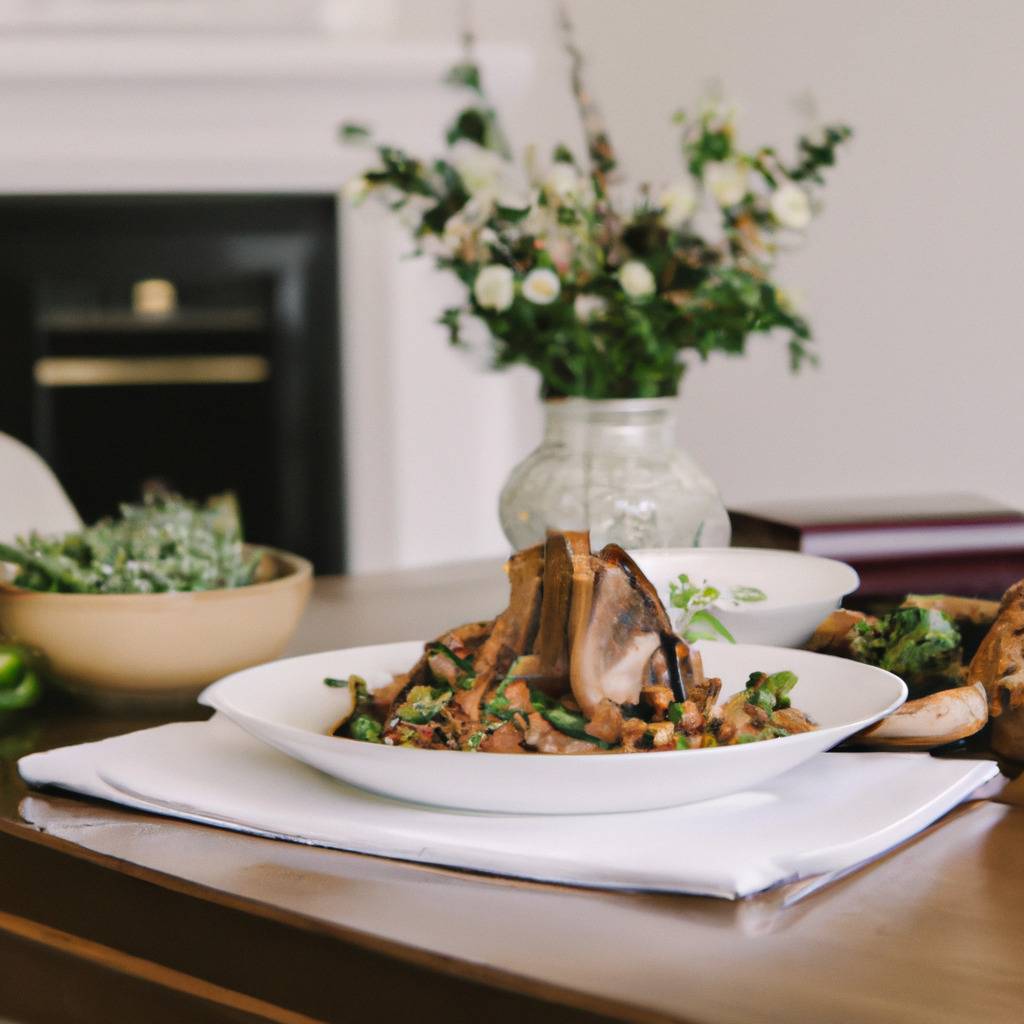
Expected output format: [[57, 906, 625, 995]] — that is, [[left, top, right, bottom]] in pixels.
[[0, 195, 344, 573]]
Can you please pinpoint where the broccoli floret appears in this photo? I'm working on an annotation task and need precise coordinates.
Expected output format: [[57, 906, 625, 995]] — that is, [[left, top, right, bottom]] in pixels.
[[850, 607, 962, 693]]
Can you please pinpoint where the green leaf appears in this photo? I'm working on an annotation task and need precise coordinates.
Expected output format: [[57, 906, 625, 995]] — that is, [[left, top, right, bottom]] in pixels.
[[444, 61, 482, 94], [683, 610, 736, 644], [552, 143, 577, 165], [340, 122, 371, 143], [732, 585, 767, 603], [446, 107, 490, 148]]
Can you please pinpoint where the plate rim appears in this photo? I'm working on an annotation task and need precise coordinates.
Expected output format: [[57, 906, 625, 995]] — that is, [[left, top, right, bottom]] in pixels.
[[199, 640, 908, 763]]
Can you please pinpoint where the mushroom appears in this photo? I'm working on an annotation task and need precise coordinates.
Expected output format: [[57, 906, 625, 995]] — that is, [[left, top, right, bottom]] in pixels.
[[850, 681, 988, 750], [568, 545, 668, 718]]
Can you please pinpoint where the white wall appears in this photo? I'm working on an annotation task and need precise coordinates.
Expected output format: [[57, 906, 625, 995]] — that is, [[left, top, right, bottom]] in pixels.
[[370, 0, 1024, 552], [4, 1, 1021, 572]]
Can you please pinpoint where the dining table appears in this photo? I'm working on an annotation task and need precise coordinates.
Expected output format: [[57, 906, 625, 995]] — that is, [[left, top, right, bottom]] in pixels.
[[1, 558, 1023, 1024]]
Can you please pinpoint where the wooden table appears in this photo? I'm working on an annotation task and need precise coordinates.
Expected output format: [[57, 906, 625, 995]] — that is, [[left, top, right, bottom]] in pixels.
[[2, 563, 1023, 1024]]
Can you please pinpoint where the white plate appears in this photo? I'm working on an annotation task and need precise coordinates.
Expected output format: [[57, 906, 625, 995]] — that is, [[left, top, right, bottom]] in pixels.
[[630, 547, 860, 648], [199, 641, 906, 815]]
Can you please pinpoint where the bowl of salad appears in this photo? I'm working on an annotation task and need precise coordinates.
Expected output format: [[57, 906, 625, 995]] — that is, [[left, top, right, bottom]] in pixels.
[[0, 494, 312, 708]]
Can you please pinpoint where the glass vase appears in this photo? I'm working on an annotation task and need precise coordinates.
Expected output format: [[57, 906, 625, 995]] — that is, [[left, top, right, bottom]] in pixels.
[[499, 397, 731, 552]]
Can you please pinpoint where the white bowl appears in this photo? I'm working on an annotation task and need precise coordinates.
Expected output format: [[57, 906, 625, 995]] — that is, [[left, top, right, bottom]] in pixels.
[[199, 640, 905, 815], [629, 547, 860, 648]]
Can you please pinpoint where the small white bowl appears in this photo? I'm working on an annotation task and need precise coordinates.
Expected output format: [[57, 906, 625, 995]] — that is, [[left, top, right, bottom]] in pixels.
[[629, 547, 859, 648], [199, 640, 905, 815]]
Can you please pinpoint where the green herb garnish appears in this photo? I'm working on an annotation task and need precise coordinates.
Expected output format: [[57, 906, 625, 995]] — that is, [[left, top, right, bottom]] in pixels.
[[668, 573, 735, 645], [0, 493, 260, 594]]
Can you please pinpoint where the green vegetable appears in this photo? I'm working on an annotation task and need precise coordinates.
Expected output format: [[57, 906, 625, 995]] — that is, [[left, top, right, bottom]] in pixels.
[[464, 731, 485, 751], [667, 701, 685, 724], [0, 644, 44, 714], [0, 650, 23, 689], [427, 642, 477, 689], [850, 607, 961, 690], [482, 664, 533, 719], [674, 735, 690, 750], [731, 586, 766, 603], [683, 610, 736, 645], [428, 642, 474, 674], [348, 714, 383, 743], [669, 573, 719, 611], [329, 675, 385, 743], [0, 493, 261, 594], [668, 573, 736, 645], [395, 685, 453, 724], [529, 690, 609, 747], [742, 670, 798, 713]]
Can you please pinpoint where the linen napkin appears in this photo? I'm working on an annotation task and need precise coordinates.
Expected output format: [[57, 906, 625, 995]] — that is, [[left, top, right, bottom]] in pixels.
[[18, 715, 996, 900]]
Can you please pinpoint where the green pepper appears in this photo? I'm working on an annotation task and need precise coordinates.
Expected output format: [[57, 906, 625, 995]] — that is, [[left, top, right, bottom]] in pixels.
[[0, 644, 44, 713], [0, 649, 23, 689], [0, 670, 42, 712], [529, 690, 609, 747]]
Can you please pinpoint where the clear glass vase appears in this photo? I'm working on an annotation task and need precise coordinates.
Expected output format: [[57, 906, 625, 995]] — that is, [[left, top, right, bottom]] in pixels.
[[499, 397, 731, 551]]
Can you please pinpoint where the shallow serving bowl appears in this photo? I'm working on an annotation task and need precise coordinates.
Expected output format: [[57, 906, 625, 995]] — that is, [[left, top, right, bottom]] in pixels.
[[199, 640, 906, 815], [630, 547, 860, 648], [0, 547, 312, 709]]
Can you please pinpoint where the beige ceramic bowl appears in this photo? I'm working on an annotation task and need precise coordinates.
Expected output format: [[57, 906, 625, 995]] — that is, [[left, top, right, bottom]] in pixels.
[[0, 547, 313, 709]]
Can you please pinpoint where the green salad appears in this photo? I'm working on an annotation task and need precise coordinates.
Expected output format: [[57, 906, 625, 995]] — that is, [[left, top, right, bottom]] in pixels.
[[0, 493, 261, 595]]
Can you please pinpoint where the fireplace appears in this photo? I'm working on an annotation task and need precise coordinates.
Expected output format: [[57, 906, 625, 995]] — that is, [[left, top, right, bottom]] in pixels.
[[0, 28, 534, 572], [0, 195, 343, 572]]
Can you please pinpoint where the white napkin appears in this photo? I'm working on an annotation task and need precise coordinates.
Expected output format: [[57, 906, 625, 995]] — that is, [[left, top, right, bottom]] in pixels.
[[19, 715, 997, 900]]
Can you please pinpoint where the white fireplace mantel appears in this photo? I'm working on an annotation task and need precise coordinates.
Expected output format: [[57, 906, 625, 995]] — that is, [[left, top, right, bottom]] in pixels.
[[0, 30, 538, 572]]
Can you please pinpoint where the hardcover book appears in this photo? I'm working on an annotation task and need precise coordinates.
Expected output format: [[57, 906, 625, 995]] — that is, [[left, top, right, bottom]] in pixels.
[[730, 494, 1024, 598]]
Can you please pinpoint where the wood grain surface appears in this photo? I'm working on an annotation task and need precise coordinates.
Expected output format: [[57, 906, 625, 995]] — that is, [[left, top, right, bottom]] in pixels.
[[1, 562, 1023, 1024]]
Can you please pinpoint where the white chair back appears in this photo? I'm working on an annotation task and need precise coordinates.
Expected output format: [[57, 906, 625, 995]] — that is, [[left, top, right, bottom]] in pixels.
[[0, 433, 81, 544]]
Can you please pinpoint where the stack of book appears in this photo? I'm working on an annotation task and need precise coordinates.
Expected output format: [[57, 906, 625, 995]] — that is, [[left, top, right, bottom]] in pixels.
[[729, 494, 1024, 599]]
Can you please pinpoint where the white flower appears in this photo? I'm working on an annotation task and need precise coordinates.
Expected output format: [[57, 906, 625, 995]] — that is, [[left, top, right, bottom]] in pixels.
[[776, 286, 808, 315], [523, 201, 557, 238], [574, 294, 607, 322], [495, 188, 531, 213], [522, 268, 561, 305], [341, 175, 371, 204], [658, 177, 698, 229], [704, 160, 748, 207], [442, 212, 470, 254], [396, 194, 434, 230], [473, 264, 515, 312], [451, 140, 505, 196], [770, 182, 812, 230], [618, 260, 656, 299], [545, 163, 587, 203]]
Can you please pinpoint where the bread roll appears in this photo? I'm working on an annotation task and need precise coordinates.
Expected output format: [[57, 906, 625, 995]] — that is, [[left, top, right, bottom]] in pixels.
[[967, 581, 1024, 760]]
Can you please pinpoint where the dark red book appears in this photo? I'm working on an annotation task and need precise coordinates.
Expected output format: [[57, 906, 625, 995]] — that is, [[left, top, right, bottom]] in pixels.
[[729, 494, 1024, 598]]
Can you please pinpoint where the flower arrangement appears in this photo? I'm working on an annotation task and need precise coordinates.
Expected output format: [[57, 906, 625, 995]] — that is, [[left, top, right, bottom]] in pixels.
[[342, 15, 851, 400]]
